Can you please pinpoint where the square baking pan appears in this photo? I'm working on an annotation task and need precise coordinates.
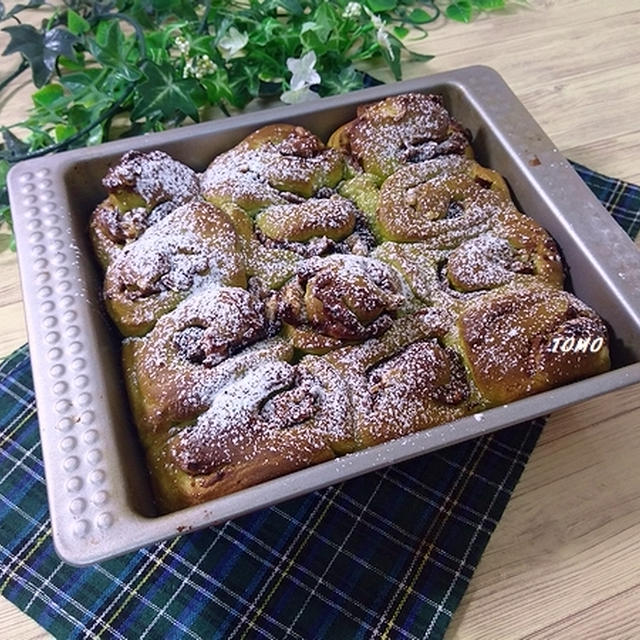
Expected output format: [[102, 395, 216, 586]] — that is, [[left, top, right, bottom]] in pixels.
[[8, 65, 640, 566]]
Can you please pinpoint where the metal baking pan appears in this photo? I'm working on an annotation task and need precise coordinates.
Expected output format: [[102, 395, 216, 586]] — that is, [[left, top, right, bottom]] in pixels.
[[8, 65, 640, 566]]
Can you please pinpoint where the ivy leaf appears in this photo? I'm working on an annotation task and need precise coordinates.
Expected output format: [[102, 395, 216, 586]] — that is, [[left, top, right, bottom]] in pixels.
[[314, 3, 339, 35], [44, 27, 77, 60], [251, 17, 284, 47], [381, 36, 403, 81], [1, 128, 30, 159], [0, 0, 45, 21], [367, 0, 397, 12], [53, 124, 77, 143], [446, 1, 473, 22], [132, 61, 200, 122], [321, 66, 364, 96], [474, 0, 505, 8], [394, 26, 409, 39], [278, 0, 303, 15], [2, 24, 77, 87], [67, 9, 90, 36], [408, 8, 438, 24], [2, 25, 48, 86], [0, 159, 9, 185], [66, 104, 93, 130], [86, 21, 141, 81], [32, 83, 64, 108], [200, 75, 235, 106], [60, 70, 101, 93], [407, 50, 434, 62]]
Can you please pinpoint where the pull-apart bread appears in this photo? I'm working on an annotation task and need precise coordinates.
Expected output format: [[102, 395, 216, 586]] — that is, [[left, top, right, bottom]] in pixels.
[[90, 93, 610, 512]]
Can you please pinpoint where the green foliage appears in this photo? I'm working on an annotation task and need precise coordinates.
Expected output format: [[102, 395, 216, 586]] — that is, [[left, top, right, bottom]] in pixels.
[[446, 0, 506, 22], [0, 0, 515, 248], [132, 61, 202, 121], [2, 24, 77, 86]]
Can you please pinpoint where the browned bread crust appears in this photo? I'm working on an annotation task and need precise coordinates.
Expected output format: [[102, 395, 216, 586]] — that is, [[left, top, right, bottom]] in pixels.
[[90, 98, 610, 513], [327, 93, 473, 179]]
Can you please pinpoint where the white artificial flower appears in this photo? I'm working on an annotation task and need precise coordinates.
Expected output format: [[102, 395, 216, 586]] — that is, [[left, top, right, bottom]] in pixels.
[[183, 55, 217, 79], [342, 2, 362, 19], [376, 27, 394, 59], [363, 6, 395, 60], [369, 12, 384, 30], [195, 54, 217, 79], [174, 35, 190, 56], [218, 27, 249, 60], [286, 51, 321, 91], [281, 86, 320, 104], [183, 57, 197, 78]]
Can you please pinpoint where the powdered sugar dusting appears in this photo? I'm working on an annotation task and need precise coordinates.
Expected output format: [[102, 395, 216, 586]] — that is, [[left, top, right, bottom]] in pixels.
[[447, 232, 525, 291], [338, 93, 471, 178], [377, 156, 516, 244], [94, 97, 610, 511], [103, 200, 245, 334], [202, 124, 345, 212], [256, 196, 357, 242], [104, 150, 200, 210]]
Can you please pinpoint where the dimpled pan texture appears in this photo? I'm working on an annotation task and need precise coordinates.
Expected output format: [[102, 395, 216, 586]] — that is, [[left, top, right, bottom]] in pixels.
[[8, 66, 640, 565]]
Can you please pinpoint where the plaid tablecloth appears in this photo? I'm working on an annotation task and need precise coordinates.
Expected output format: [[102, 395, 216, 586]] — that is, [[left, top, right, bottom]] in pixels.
[[0, 163, 638, 640]]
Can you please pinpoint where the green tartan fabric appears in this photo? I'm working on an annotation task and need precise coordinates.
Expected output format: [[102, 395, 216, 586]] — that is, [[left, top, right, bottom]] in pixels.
[[0, 163, 638, 639]]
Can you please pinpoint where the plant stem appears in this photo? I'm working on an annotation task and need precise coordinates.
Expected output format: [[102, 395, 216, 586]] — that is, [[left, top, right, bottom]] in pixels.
[[4, 82, 136, 162], [0, 60, 29, 93]]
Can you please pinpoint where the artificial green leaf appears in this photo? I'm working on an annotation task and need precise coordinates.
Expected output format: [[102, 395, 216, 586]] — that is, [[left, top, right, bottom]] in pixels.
[[128, 0, 157, 30], [0, 158, 8, 179], [321, 65, 363, 95], [57, 55, 86, 71], [67, 9, 90, 36], [278, 0, 303, 15], [1, 128, 29, 158], [59, 70, 102, 93], [132, 61, 200, 122], [185, 33, 215, 58], [43, 27, 78, 61], [153, 0, 197, 20], [407, 49, 434, 62], [314, 3, 338, 36], [367, 0, 397, 12], [66, 104, 92, 129], [2, 25, 77, 87], [250, 17, 284, 47], [32, 83, 64, 107], [1, 0, 44, 21], [86, 123, 105, 147], [95, 19, 123, 50], [301, 28, 329, 54], [245, 49, 283, 81], [258, 80, 282, 97], [446, 1, 473, 22], [2, 25, 48, 86], [200, 75, 235, 105], [408, 8, 438, 24], [474, 0, 505, 8], [24, 126, 54, 150], [394, 26, 409, 39], [381, 36, 402, 80], [86, 22, 142, 82], [0, 174, 12, 235], [53, 123, 76, 143]]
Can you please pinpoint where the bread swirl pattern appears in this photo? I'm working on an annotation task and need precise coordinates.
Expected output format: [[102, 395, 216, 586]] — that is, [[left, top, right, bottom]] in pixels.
[[91, 93, 610, 512]]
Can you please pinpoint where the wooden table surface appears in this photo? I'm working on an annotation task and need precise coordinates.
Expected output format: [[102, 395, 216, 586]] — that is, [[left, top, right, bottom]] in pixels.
[[1, 1, 639, 638]]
